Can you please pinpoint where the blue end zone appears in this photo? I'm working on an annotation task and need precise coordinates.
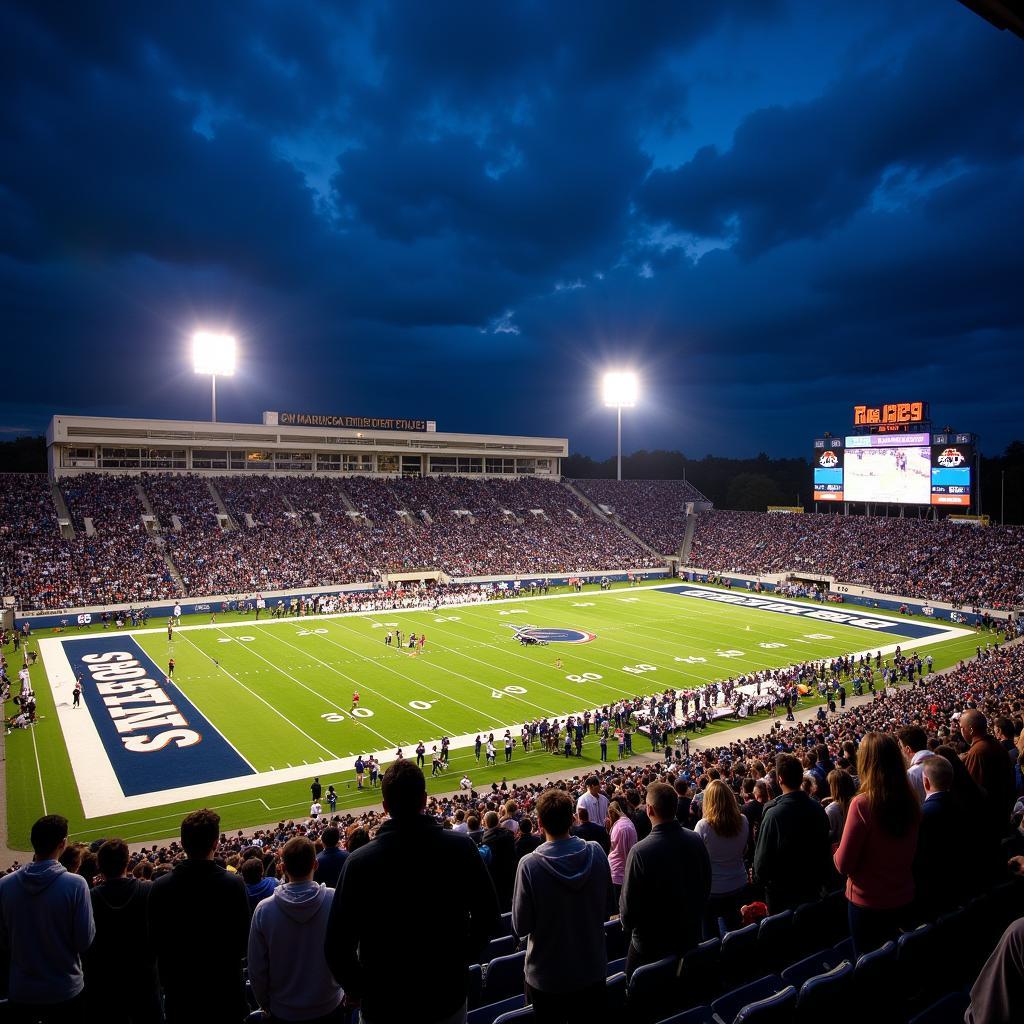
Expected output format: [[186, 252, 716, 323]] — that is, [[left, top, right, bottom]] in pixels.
[[659, 586, 953, 640], [61, 634, 254, 797]]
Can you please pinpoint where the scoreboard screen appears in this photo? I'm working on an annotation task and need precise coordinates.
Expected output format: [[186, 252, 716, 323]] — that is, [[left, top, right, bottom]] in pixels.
[[812, 433, 973, 506]]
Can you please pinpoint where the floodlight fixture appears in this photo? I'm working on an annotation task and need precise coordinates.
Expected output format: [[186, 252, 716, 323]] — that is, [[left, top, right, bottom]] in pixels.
[[602, 371, 639, 481], [192, 331, 236, 421]]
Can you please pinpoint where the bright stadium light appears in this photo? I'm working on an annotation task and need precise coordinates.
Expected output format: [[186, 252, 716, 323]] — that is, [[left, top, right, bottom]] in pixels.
[[192, 331, 236, 422], [603, 371, 638, 481]]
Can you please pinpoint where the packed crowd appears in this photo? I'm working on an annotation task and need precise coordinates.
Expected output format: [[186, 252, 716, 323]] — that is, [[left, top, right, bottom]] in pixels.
[[690, 509, 1024, 610], [4, 634, 1023, 1022], [570, 478, 707, 554]]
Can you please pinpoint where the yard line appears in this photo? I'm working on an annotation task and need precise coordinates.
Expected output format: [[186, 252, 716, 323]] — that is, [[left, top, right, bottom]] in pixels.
[[176, 631, 340, 761], [315, 619, 563, 720], [251, 625, 490, 736], [31, 726, 47, 815], [212, 627, 397, 751]]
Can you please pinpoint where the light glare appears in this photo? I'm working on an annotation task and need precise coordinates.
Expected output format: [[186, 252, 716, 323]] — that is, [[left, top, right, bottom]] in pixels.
[[192, 332, 237, 376], [603, 371, 638, 408]]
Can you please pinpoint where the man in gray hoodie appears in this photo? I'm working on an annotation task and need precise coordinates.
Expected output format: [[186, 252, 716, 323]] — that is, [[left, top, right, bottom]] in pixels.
[[0, 814, 95, 1019], [512, 789, 614, 1022], [248, 835, 345, 1022]]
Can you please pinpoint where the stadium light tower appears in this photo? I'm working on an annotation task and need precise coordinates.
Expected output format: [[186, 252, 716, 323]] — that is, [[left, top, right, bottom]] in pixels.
[[603, 371, 638, 481], [192, 331, 236, 422]]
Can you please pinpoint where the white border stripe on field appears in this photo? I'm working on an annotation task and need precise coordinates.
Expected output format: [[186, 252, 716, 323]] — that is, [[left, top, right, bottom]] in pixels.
[[36, 583, 973, 819]]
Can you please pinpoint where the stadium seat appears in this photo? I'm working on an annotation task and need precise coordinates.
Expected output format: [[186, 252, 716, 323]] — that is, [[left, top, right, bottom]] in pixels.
[[605, 918, 628, 962], [710, 975, 783, 1024], [654, 1007, 713, 1024], [830, 937, 855, 964], [897, 923, 941, 1012], [822, 889, 849, 945], [627, 954, 682, 1023], [467, 995, 526, 1024], [719, 922, 760, 984], [607, 957, 627, 976], [732, 985, 797, 1024], [499, 911, 513, 935], [492, 1007, 535, 1024], [907, 991, 971, 1024], [606, 971, 628, 1012], [467, 963, 484, 1010], [488, 934, 518, 960], [851, 941, 897, 1022], [484, 951, 527, 1003], [245, 1014, 268, 1023], [755, 909, 793, 972], [676, 938, 722, 1007], [792, 899, 830, 960], [792, 960, 853, 1024], [780, 948, 841, 990]]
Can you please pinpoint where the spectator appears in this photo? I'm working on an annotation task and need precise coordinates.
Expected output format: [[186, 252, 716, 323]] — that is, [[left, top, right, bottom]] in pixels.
[[248, 836, 344, 1022], [84, 838, 159, 1024], [898, 725, 936, 805], [607, 800, 638, 902], [0, 814, 95, 1020], [961, 710, 1016, 829], [576, 776, 609, 830], [825, 769, 857, 849], [834, 732, 920, 957], [515, 816, 544, 862], [147, 809, 251, 1024], [913, 756, 968, 920], [480, 809, 517, 911], [619, 782, 711, 977], [512, 788, 613, 1021], [694, 779, 751, 937], [314, 826, 348, 889], [753, 753, 832, 913], [325, 760, 500, 1023], [570, 806, 610, 855], [242, 856, 279, 911], [966, 917, 1024, 1024]]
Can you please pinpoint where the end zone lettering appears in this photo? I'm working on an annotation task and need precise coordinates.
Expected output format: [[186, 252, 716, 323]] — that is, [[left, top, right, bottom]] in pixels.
[[81, 651, 201, 752], [676, 589, 892, 629]]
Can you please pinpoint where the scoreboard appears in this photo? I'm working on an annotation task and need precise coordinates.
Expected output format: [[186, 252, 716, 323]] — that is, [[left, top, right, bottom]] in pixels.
[[813, 432, 974, 507]]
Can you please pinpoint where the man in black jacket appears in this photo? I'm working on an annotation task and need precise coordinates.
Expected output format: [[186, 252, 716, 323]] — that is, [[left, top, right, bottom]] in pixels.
[[571, 806, 610, 854], [753, 754, 833, 913], [480, 811, 517, 911], [325, 760, 500, 1023], [313, 826, 348, 889], [619, 782, 711, 978], [913, 756, 971, 918], [147, 809, 251, 1024], [85, 839, 159, 1023]]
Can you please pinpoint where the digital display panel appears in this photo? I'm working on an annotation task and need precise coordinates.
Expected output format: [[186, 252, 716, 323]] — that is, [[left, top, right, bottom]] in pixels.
[[930, 444, 973, 506], [844, 445, 931, 504], [813, 446, 844, 501]]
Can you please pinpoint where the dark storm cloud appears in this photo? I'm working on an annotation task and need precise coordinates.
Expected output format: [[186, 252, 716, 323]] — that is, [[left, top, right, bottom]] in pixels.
[[0, 1, 1021, 456]]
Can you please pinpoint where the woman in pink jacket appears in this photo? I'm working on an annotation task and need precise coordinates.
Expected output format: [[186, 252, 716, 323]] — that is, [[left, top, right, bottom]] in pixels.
[[607, 800, 638, 901], [834, 732, 920, 956]]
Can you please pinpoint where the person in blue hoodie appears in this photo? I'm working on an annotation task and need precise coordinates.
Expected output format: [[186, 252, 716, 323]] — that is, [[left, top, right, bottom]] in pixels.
[[0, 814, 95, 1020], [512, 788, 614, 1021], [242, 856, 279, 911], [249, 836, 345, 1022]]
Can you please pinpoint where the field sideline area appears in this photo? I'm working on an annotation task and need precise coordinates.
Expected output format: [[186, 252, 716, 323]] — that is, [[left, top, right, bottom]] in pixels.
[[6, 581, 979, 851]]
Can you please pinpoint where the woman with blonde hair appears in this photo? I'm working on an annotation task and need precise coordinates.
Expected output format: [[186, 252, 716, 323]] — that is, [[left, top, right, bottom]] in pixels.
[[607, 799, 638, 902], [835, 732, 920, 956], [825, 768, 857, 849], [695, 780, 750, 937]]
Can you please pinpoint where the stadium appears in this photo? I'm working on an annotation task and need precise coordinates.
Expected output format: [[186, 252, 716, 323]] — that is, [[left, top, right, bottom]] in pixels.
[[2, 3, 1024, 1024]]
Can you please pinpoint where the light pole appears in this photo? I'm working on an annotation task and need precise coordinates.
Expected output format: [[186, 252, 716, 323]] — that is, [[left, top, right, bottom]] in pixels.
[[192, 332, 236, 422], [602, 371, 638, 481]]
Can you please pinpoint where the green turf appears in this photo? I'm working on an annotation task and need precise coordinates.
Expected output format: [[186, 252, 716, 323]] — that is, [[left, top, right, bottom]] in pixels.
[[4, 582, 992, 852]]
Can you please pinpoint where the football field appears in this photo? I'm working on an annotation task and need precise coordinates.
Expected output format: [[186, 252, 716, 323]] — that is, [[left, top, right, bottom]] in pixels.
[[11, 582, 977, 849]]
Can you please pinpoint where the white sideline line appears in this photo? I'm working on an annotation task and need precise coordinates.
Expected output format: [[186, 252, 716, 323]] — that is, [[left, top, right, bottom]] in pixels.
[[31, 726, 47, 815]]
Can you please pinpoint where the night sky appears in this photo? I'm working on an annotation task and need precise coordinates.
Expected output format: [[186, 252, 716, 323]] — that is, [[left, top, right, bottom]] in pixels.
[[2, 1, 1022, 457]]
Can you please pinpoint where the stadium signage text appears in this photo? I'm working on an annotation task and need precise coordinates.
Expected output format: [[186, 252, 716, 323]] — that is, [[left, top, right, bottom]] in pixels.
[[277, 411, 428, 432], [676, 589, 894, 629], [853, 402, 927, 428], [80, 651, 201, 752]]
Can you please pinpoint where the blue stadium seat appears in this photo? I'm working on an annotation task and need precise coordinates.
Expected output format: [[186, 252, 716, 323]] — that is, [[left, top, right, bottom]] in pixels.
[[851, 940, 897, 1019], [710, 975, 783, 1024], [907, 991, 971, 1024], [484, 951, 527, 1003], [792, 960, 853, 1024], [500, 911, 513, 933], [654, 1007, 713, 1024], [677, 937, 722, 1007], [830, 937, 854, 964], [792, 899, 829, 960], [492, 1007, 535, 1024], [606, 918, 628, 962], [488, 934, 518, 960], [719, 922, 760, 984], [245, 1014, 268, 1023], [627, 954, 682, 1023], [897, 923, 940, 1011], [467, 963, 484, 1010], [755, 909, 793, 972], [467, 995, 526, 1024], [780, 948, 840, 990], [822, 889, 849, 945], [732, 985, 797, 1024], [606, 971, 628, 1012], [607, 958, 627, 977]]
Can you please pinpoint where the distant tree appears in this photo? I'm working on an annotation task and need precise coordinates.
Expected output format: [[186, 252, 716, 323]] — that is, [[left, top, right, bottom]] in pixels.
[[725, 473, 788, 511], [0, 435, 45, 473]]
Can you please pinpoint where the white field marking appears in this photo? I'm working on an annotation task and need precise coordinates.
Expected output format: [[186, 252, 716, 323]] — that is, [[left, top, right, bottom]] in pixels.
[[250, 624, 478, 734], [68, 794, 273, 840], [210, 626, 397, 750], [317, 617, 563, 720], [31, 724, 47, 814], [176, 632, 340, 761]]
